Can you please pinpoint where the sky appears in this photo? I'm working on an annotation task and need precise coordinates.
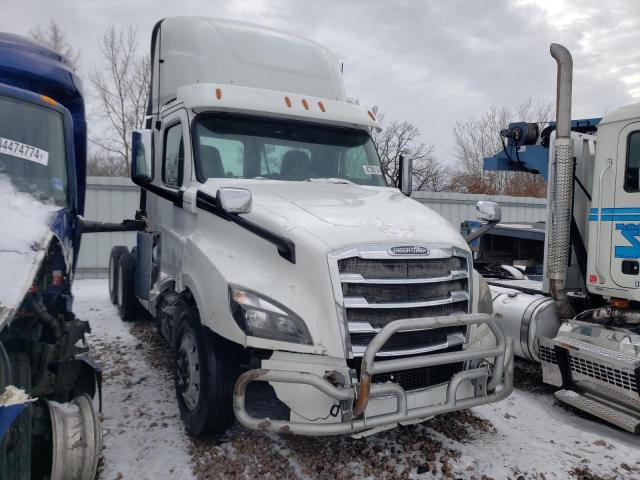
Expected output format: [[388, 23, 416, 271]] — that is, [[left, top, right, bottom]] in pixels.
[[1, 0, 638, 165]]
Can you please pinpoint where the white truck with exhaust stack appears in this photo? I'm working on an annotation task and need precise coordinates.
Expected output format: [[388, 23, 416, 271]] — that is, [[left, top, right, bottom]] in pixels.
[[480, 44, 640, 433], [109, 17, 513, 437]]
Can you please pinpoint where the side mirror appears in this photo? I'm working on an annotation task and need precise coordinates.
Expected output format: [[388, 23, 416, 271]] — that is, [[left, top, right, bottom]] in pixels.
[[217, 187, 252, 214], [464, 201, 502, 245], [476, 201, 501, 223], [398, 155, 413, 196], [131, 129, 153, 184]]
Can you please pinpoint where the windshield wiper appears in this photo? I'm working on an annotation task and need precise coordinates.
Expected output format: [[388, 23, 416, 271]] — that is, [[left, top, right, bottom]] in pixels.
[[307, 178, 355, 185]]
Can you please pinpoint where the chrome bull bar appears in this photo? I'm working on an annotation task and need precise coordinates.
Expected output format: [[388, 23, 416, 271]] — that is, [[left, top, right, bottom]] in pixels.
[[233, 313, 514, 436]]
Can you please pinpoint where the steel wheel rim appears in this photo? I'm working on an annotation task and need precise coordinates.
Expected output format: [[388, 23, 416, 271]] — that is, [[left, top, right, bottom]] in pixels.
[[177, 331, 200, 410]]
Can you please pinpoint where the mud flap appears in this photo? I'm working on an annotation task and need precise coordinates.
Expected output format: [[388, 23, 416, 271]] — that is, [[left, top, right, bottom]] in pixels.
[[135, 231, 161, 301]]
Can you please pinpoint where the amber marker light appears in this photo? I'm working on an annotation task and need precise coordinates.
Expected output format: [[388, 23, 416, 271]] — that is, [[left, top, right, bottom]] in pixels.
[[215, 88, 222, 99], [40, 95, 58, 106], [285, 96, 292, 107]]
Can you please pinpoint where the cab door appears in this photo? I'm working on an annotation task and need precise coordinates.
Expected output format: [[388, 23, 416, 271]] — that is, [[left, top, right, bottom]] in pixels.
[[149, 108, 193, 281], [610, 123, 640, 288]]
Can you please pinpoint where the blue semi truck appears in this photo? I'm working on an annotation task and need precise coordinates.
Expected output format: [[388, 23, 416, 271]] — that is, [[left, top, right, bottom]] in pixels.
[[0, 33, 139, 480]]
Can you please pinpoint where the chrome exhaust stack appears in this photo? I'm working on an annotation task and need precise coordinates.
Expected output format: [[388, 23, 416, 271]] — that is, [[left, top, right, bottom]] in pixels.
[[547, 43, 575, 319]]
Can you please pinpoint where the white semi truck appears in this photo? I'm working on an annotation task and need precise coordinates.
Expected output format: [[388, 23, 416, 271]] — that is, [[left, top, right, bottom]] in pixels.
[[109, 17, 513, 436], [481, 44, 640, 433]]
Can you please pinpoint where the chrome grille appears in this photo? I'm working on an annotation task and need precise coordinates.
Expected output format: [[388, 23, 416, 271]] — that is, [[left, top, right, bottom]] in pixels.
[[346, 302, 468, 329], [338, 257, 464, 279], [342, 279, 467, 304], [569, 355, 638, 393], [331, 245, 471, 359], [348, 345, 465, 391], [539, 344, 557, 365]]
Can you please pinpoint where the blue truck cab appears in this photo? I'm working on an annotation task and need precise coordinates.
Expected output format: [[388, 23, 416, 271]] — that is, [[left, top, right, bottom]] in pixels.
[[0, 33, 101, 480]]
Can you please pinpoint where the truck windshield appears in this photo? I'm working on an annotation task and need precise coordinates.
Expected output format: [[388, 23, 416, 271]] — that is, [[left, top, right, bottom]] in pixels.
[[0, 95, 68, 206], [193, 114, 386, 186]]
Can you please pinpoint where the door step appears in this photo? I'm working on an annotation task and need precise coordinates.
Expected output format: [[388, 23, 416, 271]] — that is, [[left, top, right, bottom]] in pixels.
[[555, 389, 640, 433]]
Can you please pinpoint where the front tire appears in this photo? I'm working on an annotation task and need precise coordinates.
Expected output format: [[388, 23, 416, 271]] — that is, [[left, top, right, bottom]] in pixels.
[[108, 246, 129, 304], [174, 309, 236, 437]]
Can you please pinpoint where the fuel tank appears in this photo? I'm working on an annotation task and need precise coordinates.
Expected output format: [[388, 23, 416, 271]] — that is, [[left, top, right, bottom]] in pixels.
[[491, 286, 561, 362]]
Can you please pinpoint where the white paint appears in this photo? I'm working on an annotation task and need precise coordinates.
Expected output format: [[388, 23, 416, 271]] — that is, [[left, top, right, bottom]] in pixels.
[[153, 17, 347, 109], [76, 178, 548, 275]]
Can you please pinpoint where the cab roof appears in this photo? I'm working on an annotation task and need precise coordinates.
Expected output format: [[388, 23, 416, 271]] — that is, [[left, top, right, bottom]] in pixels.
[[598, 102, 640, 127], [0, 32, 87, 213], [148, 17, 346, 115]]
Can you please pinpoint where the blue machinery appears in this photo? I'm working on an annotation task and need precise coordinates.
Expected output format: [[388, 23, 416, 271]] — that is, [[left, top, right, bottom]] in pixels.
[[483, 118, 601, 180]]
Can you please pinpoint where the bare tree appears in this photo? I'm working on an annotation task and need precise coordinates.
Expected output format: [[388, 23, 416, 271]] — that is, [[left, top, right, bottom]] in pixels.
[[86, 153, 129, 177], [89, 26, 150, 174], [346, 99, 447, 191], [30, 20, 80, 70], [372, 109, 446, 190], [449, 98, 553, 197]]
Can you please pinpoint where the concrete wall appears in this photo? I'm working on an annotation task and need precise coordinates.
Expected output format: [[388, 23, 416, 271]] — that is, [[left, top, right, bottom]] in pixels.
[[76, 177, 547, 276]]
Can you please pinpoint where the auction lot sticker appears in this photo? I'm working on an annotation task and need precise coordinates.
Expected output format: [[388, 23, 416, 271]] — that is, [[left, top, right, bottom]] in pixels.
[[0, 137, 49, 166], [363, 165, 382, 175]]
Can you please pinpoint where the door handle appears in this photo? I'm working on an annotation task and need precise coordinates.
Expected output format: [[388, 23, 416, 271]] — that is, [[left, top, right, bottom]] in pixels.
[[595, 158, 613, 284]]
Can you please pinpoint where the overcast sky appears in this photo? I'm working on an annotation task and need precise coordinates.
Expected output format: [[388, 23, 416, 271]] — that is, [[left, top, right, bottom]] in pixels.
[[1, 0, 638, 165]]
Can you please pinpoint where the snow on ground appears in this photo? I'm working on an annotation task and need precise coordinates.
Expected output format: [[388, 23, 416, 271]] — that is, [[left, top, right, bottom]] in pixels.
[[73, 279, 195, 480], [437, 389, 640, 479], [73, 278, 640, 479]]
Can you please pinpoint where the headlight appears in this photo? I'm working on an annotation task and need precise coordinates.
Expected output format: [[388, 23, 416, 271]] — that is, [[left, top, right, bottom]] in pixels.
[[477, 274, 493, 314], [229, 286, 313, 345]]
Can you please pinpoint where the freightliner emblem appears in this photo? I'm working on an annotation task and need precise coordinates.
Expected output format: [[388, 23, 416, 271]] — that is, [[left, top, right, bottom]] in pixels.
[[389, 246, 429, 255]]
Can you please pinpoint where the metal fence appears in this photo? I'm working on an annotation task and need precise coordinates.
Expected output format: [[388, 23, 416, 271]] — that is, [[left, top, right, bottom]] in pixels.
[[76, 177, 547, 277]]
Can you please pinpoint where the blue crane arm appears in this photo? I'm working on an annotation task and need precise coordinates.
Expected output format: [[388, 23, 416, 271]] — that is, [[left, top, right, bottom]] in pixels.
[[483, 118, 601, 180]]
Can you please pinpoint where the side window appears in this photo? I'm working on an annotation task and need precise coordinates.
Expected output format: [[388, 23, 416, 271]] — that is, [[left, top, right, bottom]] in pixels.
[[624, 131, 640, 192], [163, 123, 183, 187]]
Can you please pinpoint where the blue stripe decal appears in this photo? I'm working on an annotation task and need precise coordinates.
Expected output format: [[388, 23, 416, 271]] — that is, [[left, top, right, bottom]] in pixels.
[[589, 215, 640, 221], [591, 207, 640, 214]]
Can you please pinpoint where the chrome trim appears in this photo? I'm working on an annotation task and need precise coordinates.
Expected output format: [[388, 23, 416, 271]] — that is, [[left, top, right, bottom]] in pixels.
[[233, 314, 513, 436], [339, 269, 468, 285], [348, 321, 379, 333], [344, 290, 469, 309], [331, 243, 468, 261], [351, 332, 467, 357], [326, 243, 473, 360], [595, 158, 613, 284]]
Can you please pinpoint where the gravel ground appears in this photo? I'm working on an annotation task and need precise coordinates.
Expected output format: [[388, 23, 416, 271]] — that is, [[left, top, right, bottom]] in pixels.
[[75, 279, 639, 480]]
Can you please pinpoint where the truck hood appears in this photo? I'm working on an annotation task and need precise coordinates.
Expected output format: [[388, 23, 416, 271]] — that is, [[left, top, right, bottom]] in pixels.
[[0, 175, 59, 328], [200, 179, 469, 252]]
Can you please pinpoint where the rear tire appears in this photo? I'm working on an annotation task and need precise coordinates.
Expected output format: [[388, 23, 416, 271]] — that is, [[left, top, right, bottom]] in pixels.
[[108, 246, 129, 304], [174, 309, 236, 437], [116, 252, 139, 321]]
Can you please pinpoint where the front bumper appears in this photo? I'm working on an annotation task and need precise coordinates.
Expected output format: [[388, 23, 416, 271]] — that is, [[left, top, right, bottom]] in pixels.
[[233, 313, 513, 436], [540, 321, 640, 433]]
